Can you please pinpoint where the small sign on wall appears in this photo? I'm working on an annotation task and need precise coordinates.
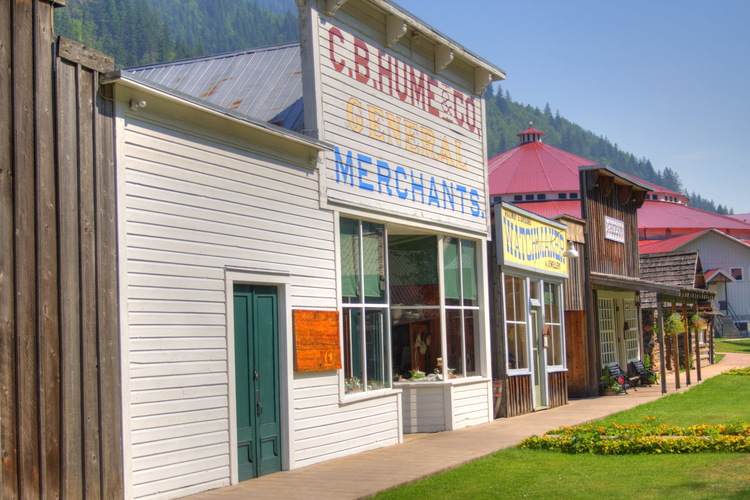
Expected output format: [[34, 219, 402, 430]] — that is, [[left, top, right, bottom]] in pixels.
[[293, 310, 342, 371], [604, 216, 625, 243]]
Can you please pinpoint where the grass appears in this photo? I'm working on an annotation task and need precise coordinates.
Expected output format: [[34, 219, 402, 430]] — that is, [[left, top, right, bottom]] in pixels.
[[375, 370, 750, 500], [714, 338, 750, 354]]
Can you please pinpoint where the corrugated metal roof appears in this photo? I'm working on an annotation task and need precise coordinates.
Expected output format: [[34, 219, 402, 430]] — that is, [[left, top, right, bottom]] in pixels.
[[487, 141, 598, 196], [123, 43, 304, 132]]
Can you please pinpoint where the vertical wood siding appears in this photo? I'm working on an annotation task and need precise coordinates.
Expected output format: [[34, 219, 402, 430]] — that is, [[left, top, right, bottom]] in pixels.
[[1, 3, 123, 497], [584, 182, 641, 278], [121, 114, 400, 496]]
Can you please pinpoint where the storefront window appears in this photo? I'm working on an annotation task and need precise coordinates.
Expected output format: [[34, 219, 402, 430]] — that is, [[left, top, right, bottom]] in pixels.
[[504, 275, 528, 371], [543, 282, 564, 368], [341, 218, 389, 394], [444, 238, 479, 377], [390, 235, 441, 380]]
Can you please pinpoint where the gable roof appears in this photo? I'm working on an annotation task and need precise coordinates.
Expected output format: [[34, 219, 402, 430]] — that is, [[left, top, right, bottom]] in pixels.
[[123, 43, 305, 132], [640, 228, 750, 255], [639, 250, 714, 307]]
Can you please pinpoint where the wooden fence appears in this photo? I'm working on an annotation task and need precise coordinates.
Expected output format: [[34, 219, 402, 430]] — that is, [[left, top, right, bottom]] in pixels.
[[1, 1, 123, 497]]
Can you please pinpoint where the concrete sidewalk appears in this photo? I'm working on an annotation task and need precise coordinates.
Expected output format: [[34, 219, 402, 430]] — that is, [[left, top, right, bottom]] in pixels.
[[187, 352, 750, 500]]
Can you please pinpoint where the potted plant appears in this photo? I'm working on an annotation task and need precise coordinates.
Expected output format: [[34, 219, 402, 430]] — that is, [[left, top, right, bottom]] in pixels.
[[689, 313, 706, 330], [600, 369, 621, 395], [663, 312, 686, 336]]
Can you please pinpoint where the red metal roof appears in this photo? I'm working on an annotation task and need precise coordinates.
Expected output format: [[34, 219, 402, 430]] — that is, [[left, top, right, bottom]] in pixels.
[[637, 200, 750, 230], [487, 142, 598, 196], [639, 231, 708, 254], [497, 200, 582, 220]]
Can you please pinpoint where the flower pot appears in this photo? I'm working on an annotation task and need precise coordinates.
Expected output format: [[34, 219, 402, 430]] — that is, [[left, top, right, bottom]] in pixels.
[[603, 387, 618, 396]]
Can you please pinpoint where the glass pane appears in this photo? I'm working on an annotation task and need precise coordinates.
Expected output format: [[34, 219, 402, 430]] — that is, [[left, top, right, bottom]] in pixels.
[[464, 309, 478, 376], [340, 218, 361, 303], [365, 309, 388, 390], [504, 275, 525, 322], [391, 308, 441, 380], [461, 240, 478, 306], [389, 235, 439, 306], [547, 324, 563, 366], [362, 221, 386, 303], [503, 275, 514, 321], [344, 308, 363, 393], [443, 237, 460, 305], [544, 283, 560, 323], [507, 323, 528, 370], [446, 309, 463, 377]]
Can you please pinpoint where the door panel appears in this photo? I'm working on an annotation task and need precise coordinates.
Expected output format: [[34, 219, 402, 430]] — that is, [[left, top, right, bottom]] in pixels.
[[234, 285, 281, 481]]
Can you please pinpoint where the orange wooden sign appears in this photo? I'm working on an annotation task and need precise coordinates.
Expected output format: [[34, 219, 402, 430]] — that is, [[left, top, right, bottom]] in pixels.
[[293, 310, 342, 372]]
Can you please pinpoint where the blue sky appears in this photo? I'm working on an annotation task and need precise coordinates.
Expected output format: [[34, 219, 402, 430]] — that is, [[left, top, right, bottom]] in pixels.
[[395, 0, 750, 214]]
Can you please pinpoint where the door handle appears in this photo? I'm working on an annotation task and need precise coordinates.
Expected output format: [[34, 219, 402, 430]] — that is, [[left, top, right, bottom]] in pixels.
[[253, 369, 259, 380], [256, 389, 262, 416]]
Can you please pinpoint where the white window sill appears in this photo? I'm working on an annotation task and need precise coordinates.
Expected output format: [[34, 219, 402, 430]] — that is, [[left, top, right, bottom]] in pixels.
[[394, 376, 490, 388], [340, 387, 402, 406]]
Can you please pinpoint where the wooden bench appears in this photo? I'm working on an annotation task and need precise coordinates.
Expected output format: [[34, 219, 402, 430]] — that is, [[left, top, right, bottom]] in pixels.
[[630, 359, 656, 387], [606, 363, 638, 394]]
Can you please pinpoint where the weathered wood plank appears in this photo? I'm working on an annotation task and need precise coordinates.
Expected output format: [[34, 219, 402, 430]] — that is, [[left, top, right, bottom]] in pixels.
[[77, 65, 103, 500], [57, 36, 114, 73], [56, 57, 84, 499], [0, 0, 18, 496], [95, 81, 125, 498], [36, 2, 61, 497], [13, 0, 41, 496]]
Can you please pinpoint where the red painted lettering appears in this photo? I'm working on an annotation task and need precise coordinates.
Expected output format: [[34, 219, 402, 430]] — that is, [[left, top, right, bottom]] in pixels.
[[329, 27, 345, 73], [353, 39, 370, 84]]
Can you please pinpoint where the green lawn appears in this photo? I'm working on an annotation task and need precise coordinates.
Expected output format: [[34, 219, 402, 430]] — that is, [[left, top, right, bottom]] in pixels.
[[714, 338, 750, 354], [375, 371, 750, 500]]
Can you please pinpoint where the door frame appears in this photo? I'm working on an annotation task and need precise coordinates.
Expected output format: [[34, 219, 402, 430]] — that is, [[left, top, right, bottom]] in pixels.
[[226, 269, 294, 484]]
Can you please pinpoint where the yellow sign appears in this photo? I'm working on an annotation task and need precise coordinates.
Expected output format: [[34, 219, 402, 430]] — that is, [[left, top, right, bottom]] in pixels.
[[498, 205, 568, 277]]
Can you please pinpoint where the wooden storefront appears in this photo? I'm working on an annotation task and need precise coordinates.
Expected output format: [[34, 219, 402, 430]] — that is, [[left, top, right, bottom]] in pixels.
[[579, 166, 674, 396], [490, 203, 574, 417]]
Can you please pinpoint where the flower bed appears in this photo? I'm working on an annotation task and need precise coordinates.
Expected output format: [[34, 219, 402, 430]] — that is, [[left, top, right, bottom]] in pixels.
[[517, 417, 750, 454]]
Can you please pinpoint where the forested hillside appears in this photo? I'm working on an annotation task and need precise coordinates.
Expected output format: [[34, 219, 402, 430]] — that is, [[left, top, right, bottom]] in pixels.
[[53, 0, 731, 214]]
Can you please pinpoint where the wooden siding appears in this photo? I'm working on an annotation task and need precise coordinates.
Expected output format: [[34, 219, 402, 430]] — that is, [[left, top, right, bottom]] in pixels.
[[1, 2, 123, 497], [565, 310, 590, 398], [400, 385, 448, 433], [547, 371, 568, 408], [451, 380, 492, 429], [582, 179, 641, 278], [680, 233, 750, 321], [292, 373, 399, 466], [120, 112, 401, 496], [315, 9, 490, 236], [499, 375, 533, 418]]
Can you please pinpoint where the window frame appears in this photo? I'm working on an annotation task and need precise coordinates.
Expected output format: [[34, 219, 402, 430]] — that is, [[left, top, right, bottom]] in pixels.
[[442, 237, 481, 379], [542, 280, 566, 372], [340, 218, 391, 396]]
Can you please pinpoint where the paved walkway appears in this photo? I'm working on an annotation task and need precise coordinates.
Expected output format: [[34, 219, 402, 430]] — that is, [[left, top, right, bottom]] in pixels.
[[188, 352, 750, 500]]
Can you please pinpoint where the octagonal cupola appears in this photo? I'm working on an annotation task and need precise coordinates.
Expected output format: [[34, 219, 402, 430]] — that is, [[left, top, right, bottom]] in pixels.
[[517, 122, 545, 144]]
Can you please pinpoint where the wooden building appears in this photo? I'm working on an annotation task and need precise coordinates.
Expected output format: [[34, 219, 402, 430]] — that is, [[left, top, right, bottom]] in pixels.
[[579, 166, 675, 396], [1, 1, 123, 497], [99, 0, 505, 497], [490, 203, 577, 417]]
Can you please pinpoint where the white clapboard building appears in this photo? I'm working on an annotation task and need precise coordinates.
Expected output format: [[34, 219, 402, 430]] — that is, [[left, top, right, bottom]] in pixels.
[[103, 0, 505, 497]]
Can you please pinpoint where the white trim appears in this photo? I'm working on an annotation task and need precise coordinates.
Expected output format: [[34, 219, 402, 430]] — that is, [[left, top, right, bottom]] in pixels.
[[115, 103, 134, 500], [225, 268, 295, 483]]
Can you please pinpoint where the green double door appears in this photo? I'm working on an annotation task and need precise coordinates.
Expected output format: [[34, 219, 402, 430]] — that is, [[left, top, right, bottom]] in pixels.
[[233, 284, 282, 480]]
